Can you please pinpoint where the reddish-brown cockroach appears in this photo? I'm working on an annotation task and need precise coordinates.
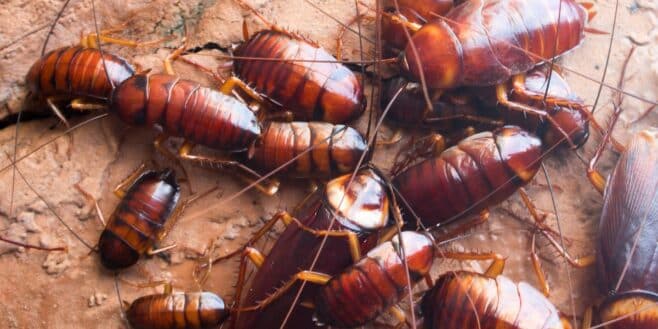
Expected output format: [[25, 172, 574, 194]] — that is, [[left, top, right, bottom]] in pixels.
[[111, 73, 261, 153], [399, 0, 595, 89], [126, 290, 229, 329], [312, 231, 434, 328], [581, 128, 658, 328], [213, 167, 396, 329], [25, 45, 135, 125], [229, 1, 366, 123], [248, 121, 368, 179], [382, 66, 591, 149], [96, 167, 182, 270], [392, 125, 543, 228], [421, 271, 572, 329]]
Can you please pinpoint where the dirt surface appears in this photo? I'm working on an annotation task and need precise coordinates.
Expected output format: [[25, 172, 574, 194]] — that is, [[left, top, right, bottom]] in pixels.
[[0, 0, 656, 328]]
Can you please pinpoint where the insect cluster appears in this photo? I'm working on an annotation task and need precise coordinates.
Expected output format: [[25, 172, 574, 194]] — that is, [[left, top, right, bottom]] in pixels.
[[0, 0, 656, 328]]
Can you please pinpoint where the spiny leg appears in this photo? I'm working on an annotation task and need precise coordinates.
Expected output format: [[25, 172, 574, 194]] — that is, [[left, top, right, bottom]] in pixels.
[[74, 183, 106, 226], [112, 163, 148, 198], [152, 134, 193, 192], [46, 97, 71, 128], [437, 250, 506, 278], [177, 140, 280, 196], [239, 270, 332, 312]]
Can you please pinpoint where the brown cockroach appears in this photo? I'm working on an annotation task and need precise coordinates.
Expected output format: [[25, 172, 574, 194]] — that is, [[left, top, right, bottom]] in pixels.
[[421, 270, 572, 329], [248, 121, 368, 179], [25, 45, 135, 125], [126, 290, 229, 329], [209, 167, 396, 329], [392, 125, 543, 228], [228, 0, 366, 123], [581, 128, 658, 328], [96, 167, 182, 270], [399, 0, 595, 89], [312, 231, 434, 328]]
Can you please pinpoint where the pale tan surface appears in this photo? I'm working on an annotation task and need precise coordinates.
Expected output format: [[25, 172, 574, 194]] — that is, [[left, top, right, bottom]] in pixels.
[[0, 0, 656, 328]]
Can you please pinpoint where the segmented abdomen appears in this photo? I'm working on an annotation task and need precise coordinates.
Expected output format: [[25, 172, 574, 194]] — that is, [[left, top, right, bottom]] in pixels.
[[233, 29, 364, 123], [25, 46, 134, 100], [393, 126, 542, 227], [251, 122, 367, 178], [422, 272, 566, 329], [126, 292, 228, 329], [314, 232, 434, 328], [98, 170, 180, 270], [401, 0, 587, 88], [111, 73, 261, 151]]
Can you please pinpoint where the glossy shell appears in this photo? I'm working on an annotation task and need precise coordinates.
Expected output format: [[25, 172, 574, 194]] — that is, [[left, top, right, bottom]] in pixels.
[[126, 292, 228, 329], [393, 126, 542, 227], [401, 0, 587, 88], [422, 271, 566, 329], [233, 29, 365, 123], [98, 170, 180, 270]]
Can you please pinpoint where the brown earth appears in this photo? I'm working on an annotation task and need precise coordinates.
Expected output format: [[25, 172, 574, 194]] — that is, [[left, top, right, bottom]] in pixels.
[[0, 0, 656, 328]]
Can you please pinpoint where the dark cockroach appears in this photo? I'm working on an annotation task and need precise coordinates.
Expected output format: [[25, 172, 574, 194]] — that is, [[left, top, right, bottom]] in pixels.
[[25, 45, 135, 124], [582, 128, 658, 328], [126, 291, 229, 329], [248, 121, 368, 179], [399, 0, 595, 89], [213, 167, 396, 329], [382, 66, 591, 149], [393, 125, 543, 228], [97, 167, 181, 270], [421, 271, 572, 329], [229, 1, 366, 123]]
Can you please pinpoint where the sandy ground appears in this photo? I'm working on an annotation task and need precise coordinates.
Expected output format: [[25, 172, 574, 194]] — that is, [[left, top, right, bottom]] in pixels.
[[0, 0, 656, 328]]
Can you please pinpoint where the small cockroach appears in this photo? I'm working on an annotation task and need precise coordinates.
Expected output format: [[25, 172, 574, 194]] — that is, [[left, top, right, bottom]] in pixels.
[[248, 121, 368, 179], [97, 168, 181, 270], [126, 291, 229, 329]]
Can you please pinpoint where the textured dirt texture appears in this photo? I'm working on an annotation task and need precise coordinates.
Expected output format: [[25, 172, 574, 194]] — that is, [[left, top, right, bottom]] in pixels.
[[0, 0, 656, 328]]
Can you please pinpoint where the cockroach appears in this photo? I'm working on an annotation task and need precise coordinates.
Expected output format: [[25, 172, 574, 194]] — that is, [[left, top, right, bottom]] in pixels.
[[229, 1, 366, 123], [421, 271, 572, 329], [126, 291, 229, 329], [312, 231, 434, 328], [97, 167, 181, 270], [111, 73, 261, 153], [248, 121, 368, 179], [582, 128, 658, 328], [25, 45, 135, 125], [382, 66, 591, 149], [399, 0, 595, 89], [218, 167, 396, 329], [393, 125, 543, 228]]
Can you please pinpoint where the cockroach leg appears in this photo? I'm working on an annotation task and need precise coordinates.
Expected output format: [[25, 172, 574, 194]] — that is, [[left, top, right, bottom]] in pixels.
[[531, 232, 551, 296], [240, 271, 332, 312], [69, 98, 106, 111], [177, 140, 280, 196], [112, 163, 148, 199], [436, 250, 506, 278], [496, 83, 577, 149], [73, 183, 106, 226], [45, 96, 71, 127]]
